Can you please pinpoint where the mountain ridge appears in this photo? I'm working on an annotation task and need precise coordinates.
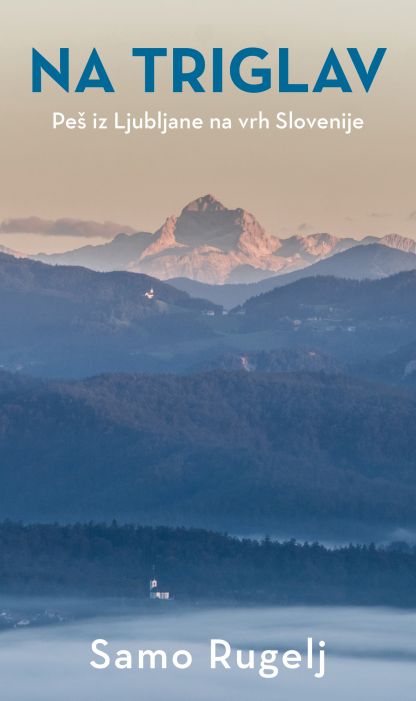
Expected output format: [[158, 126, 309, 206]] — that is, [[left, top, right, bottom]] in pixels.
[[169, 243, 416, 308], [32, 194, 416, 284]]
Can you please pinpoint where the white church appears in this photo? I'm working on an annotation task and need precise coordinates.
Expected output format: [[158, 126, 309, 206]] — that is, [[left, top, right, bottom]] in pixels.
[[149, 578, 170, 600]]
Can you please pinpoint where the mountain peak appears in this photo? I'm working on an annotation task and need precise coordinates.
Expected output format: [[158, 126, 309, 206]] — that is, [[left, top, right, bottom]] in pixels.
[[181, 194, 226, 214], [31, 196, 416, 285], [380, 233, 416, 254]]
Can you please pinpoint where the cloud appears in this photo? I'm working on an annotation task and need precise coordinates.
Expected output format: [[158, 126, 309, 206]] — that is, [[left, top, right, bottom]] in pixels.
[[297, 222, 314, 233], [369, 212, 390, 219], [0, 217, 136, 239], [409, 211, 416, 221]]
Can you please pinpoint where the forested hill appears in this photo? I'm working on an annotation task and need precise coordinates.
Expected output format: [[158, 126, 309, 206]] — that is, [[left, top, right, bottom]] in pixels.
[[0, 252, 218, 314], [0, 252, 221, 376], [237, 270, 416, 324], [0, 252, 221, 313], [1, 369, 416, 533], [2, 254, 416, 378], [0, 522, 415, 607]]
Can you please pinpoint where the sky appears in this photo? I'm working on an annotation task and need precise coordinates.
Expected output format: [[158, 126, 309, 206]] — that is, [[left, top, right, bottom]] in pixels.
[[1, 0, 415, 253]]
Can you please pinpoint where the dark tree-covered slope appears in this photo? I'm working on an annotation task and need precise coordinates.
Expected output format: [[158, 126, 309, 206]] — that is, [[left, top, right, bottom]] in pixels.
[[0, 522, 415, 606], [0, 370, 415, 532]]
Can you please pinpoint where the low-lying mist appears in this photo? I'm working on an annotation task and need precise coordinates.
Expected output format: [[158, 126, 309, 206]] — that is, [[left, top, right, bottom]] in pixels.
[[0, 603, 414, 700]]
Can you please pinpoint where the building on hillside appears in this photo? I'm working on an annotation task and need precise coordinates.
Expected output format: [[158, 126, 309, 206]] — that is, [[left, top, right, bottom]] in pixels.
[[149, 578, 170, 600]]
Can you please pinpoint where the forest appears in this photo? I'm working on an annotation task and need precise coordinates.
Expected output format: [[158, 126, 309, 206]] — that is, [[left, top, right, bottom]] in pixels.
[[1, 369, 416, 533], [0, 522, 415, 606]]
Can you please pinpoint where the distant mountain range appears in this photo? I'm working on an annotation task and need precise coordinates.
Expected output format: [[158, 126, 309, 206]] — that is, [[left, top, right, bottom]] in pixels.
[[33, 194, 416, 284], [169, 243, 416, 308], [1, 369, 416, 534], [0, 244, 24, 258]]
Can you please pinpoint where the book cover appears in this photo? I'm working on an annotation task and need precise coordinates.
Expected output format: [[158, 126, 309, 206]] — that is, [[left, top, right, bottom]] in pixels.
[[1, 2, 415, 699]]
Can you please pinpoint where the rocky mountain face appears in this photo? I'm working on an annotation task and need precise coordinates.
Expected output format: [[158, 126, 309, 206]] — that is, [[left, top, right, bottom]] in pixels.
[[28, 195, 416, 283], [29, 195, 356, 283], [371, 233, 416, 254], [133, 223, 416, 284], [130, 200, 290, 283]]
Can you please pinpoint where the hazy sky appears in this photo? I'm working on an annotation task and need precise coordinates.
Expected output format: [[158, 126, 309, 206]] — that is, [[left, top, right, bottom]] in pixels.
[[1, 1, 415, 253]]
